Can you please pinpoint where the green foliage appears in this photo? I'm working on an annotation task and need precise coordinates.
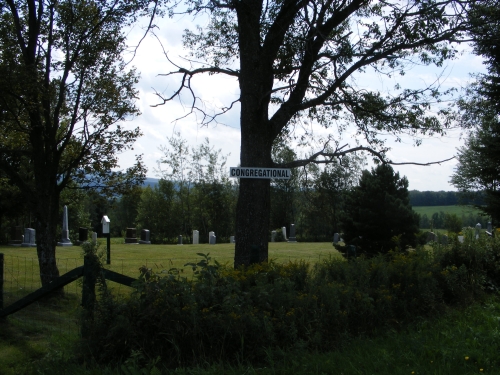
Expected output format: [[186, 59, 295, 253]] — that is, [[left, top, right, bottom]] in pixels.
[[342, 164, 420, 255], [136, 133, 237, 244], [84, 237, 500, 368], [444, 213, 463, 234], [451, 0, 500, 223], [413, 205, 489, 229]]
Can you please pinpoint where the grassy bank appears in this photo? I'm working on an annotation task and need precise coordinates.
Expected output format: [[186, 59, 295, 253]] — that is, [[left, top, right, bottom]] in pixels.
[[2, 239, 499, 374], [1, 294, 499, 374]]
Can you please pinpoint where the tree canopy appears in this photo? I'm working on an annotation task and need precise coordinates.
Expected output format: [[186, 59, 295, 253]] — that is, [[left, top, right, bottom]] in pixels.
[[343, 164, 419, 255], [155, 0, 473, 266], [451, 0, 500, 223], [0, 0, 153, 284]]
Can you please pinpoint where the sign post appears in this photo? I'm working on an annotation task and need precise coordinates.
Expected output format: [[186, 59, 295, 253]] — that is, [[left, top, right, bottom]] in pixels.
[[101, 216, 111, 264]]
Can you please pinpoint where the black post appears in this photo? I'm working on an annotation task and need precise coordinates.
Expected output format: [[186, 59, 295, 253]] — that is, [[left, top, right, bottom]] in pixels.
[[106, 233, 110, 265], [0, 253, 3, 310]]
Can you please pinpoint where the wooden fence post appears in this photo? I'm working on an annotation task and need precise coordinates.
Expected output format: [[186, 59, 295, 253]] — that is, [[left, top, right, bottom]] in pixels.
[[81, 255, 97, 338]]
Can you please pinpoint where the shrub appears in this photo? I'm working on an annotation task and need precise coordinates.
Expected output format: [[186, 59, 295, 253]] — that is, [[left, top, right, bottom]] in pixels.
[[84, 241, 500, 368]]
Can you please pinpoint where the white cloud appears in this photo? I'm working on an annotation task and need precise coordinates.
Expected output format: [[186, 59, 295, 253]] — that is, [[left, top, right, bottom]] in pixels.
[[116, 15, 484, 192]]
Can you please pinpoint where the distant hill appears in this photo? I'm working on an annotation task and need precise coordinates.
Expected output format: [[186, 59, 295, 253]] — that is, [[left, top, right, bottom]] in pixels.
[[143, 177, 160, 187], [409, 190, 484, 207]]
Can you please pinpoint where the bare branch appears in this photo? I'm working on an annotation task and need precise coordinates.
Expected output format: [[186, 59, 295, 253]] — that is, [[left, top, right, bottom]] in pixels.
[[276, 144, 455, 168]]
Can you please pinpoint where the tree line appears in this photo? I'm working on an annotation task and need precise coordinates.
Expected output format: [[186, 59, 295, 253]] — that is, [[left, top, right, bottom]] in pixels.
[[409, 191, 484, 207]]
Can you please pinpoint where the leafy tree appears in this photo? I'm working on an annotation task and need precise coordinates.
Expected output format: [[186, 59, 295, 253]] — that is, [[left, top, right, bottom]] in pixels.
[[0, 0, 150, 285], [342, 164, 419, 255], [444, 213, 462, 233], [299, 154, 364, 241], [451, 0, 500, 224], [155, 134, 236, 242], [159, 0, 471, 266], [419, 213, 430, 229], [108, 186, 143, 237], [136, 180, 177, 243], [269, 145, 300, 234]]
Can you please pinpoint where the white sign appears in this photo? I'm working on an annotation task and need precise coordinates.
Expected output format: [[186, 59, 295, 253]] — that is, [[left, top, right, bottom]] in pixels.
[[229, 167, 291, 180]]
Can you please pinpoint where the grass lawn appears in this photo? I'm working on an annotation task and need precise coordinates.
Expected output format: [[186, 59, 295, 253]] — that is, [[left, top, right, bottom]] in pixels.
[[0, 241, 341, 306]]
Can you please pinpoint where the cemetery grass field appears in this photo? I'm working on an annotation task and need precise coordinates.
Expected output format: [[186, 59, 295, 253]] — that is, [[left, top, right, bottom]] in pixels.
[[0, 241, 342, 300], [412, 205, 484, 218]]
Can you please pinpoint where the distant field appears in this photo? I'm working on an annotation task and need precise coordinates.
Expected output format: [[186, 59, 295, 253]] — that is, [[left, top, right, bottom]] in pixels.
[[412, 205, 484, 218]]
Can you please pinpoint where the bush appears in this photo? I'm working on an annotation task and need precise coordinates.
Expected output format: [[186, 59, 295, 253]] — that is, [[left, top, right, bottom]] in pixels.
[[84, 240, 500, 368]]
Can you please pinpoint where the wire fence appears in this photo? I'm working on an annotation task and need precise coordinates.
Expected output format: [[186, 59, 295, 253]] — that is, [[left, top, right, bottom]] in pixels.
[[0, 249, 338, 338], [1, 254, 83, 337]]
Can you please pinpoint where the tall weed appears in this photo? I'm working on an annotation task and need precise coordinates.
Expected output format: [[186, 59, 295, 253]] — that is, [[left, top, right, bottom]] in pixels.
[[84, 238, 500, 368]]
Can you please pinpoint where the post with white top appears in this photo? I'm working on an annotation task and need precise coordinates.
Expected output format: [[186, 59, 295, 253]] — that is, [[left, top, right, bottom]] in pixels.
[[101, 215, 111, 264]]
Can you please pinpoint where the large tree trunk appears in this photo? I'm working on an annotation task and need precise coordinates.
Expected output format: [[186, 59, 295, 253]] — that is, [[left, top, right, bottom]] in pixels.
[[32, 164, 61, 287], [234, 136, 273, 267], [233, 0, 276, 267]]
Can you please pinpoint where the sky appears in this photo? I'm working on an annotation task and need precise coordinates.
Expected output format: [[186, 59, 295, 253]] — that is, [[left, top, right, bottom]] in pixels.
[[115, 13, 487, 192]]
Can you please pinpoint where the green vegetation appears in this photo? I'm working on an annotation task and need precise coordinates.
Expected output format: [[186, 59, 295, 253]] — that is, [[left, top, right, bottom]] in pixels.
[[343, 164, 419, 254], [1, 234, 500, 374], [413, 205, 489, 230], [412, 205, 485, 218]]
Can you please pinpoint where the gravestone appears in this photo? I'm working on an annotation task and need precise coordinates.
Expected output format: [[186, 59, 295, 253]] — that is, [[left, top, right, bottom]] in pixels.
[[57, 205, 73, 246], [92, 232, 98, 243], [287, 224, 297, 242], [347, 245, 356, 258], [487, 222, 493, 236], [230, 236, 235, 243], [426, 231, 436, 243], [77, 227, 88, 245], [282, 226, 287, 241], [458, 235, 464, 243], [125, 228, 138, 244], [178, 235, 183, 245], [193, 230, 199, 244], [209, 232, 216, 245], [139, 229, 151, 244], [21, 228, 36, 247], [439, 234, 448, 245], [9, 226, 22, 246], [333, 233, 340, 244], [271, 230, 276, 242], [475, 223, 481, 239]]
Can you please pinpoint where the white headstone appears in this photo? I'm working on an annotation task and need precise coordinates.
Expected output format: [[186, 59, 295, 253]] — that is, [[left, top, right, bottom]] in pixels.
[[58, 205, 73, 246], [92, 232, 97, 243], [230, 235, 235, 243], [333, 233, 340, 244], [193, 230, 199, 244], [475, 223, 482, 239], [209, 233, 216, 245], [282, 226, 287, 240]]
